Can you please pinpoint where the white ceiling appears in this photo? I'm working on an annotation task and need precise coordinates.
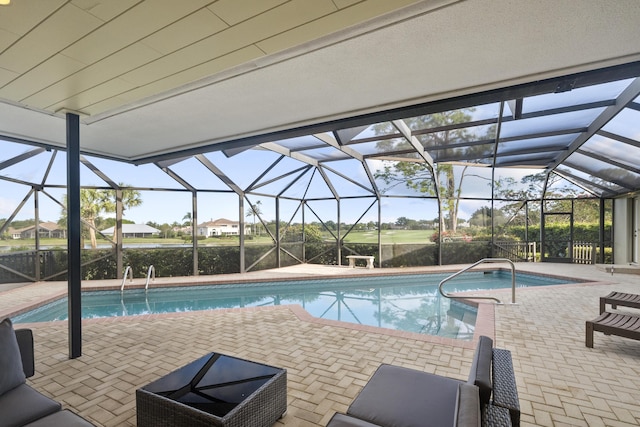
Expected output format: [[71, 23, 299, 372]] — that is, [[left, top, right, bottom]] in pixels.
[[1, 0, 640, 163]]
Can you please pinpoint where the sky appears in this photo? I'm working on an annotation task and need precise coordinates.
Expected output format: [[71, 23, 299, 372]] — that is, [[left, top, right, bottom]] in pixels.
[[2, 76, 639, 228], [0, 133, 554, 228]]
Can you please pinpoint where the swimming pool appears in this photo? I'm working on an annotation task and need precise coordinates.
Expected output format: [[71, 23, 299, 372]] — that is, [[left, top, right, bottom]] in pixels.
[[13, 271, 569, 340]]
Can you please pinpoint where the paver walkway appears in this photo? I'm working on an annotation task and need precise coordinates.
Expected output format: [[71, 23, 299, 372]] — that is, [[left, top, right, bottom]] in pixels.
[[2, 263, 639, 426]]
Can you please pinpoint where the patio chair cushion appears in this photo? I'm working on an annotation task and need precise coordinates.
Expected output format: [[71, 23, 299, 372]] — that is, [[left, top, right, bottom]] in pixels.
[[23, 409, 95, 426], [346, 364, 469, 427], [454, 381, 481, 426], [0, 318, 26, 396], [0, 383, 61, 427], [326, 413, 382, 427], [467, 335, 493, 406]]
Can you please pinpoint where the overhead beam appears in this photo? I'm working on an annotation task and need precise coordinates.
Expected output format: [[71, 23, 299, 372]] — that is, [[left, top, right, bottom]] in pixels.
[[260, 142, 319, 167], [195, 154, 243, 195], [392, 119, 434, 168], [80, 156, 119, 189], [549, 77, 640, 170], [0, 147, 45, 171]]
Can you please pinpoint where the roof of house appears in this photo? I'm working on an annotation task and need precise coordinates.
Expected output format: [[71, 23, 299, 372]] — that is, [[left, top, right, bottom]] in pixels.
[[198, 218, 238, 227], [10, 221, 64, 233], [100, 224, 160, 235]]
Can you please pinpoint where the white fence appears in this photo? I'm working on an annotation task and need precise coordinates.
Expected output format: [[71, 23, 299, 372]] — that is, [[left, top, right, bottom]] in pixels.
[[573, 241, 597, 264], [494, 241, 537, 262]]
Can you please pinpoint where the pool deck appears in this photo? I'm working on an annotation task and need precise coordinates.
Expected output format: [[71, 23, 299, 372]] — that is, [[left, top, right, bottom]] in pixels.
[[1, 262, 640, 426]]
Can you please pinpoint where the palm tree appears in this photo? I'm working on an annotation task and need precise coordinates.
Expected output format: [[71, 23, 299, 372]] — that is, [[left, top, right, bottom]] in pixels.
[[245, 200, 263, 236], [62, 186, 143, 249], [81, 189, 113, 249], [113, 187, 142, 244], [182, 212, 192, 226]]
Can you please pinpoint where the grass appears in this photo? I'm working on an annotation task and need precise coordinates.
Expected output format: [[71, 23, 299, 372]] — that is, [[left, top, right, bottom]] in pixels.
[[341, 229, 435, 244], [0, 229, 437, 249]]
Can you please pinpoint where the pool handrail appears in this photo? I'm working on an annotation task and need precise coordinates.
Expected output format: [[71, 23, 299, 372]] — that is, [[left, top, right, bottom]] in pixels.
[[438, 258, 516, 304], [120, 265, 133, 292], [145, 265, 155, 291]]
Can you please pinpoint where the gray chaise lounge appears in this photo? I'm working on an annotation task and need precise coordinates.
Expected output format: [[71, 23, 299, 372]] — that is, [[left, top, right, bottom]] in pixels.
[[326, 336, 520, 427], [0, 318, 95, 427]]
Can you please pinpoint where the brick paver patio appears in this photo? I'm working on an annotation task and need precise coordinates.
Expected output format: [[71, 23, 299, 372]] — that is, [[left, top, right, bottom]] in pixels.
[[2, 263, 639, 426]]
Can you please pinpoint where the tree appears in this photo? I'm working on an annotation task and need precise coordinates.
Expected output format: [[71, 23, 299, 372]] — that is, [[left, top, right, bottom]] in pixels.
[[469, 206, 507, 227], [62, 186, 142, 249], [281, 223, 323, 243], [374, 110, 491, 233], [182, 212, 192, 227], [395, 217, 410, 227], [245, 200, 263, 235]]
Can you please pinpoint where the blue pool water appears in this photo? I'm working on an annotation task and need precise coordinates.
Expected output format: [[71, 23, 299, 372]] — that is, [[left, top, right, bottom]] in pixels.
[[13, 271, 569, 340]]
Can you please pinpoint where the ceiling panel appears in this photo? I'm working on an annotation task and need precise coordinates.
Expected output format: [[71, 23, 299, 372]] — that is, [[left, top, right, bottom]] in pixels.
[[334, 0, 362, 8], [61, 0, 211, 65], [48, 78, 136, 114], [141, 8, 228, 55], [257, 0, 422, 54], [0, 4, 101, 73], [71, 0, 140, 22], [0, 54, 86, 102], [206, 0, 290, 26], [102, 45, 264, 109], [0, 27, 19, 53], [0, 65, 19, 87], [22, 43, 160, 109], [0, 0, 65, 35]]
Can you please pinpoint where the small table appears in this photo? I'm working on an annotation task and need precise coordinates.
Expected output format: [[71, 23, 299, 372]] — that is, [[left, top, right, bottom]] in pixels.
[[137, 352, 287, 427]]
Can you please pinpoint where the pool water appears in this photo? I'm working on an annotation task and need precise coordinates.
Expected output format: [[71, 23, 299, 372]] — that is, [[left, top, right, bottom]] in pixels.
[[13, 271, 569, 340]]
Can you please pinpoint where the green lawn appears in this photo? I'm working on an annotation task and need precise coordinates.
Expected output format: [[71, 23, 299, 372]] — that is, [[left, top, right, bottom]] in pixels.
[[0, 229, 435, 250], [341, 229, 435, 244]]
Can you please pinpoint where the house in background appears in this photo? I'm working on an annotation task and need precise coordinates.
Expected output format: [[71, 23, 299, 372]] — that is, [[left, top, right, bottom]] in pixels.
[[197, 218, 251, 237], [9, 222, 67, 239], [100, 224, 160, 238]]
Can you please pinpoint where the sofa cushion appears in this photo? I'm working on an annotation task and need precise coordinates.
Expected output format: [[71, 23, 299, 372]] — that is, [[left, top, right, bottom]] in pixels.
[[347, 364, 462, 427], [15, 328, 35, 378], [453, 383, 480, 427], [0, 383, 61, 427], [23, 409, 95, 427], [468, 335, 493, 406], [0, 318, 26, 396]]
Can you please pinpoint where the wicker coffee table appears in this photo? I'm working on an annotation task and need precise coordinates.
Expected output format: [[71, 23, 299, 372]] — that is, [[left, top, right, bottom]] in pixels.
[[136, 352, 287, 427]]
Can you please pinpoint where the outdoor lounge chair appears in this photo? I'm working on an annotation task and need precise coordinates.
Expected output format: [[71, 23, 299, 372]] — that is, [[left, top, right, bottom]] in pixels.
[[586, 311, 640, 348], [326, 336, 520, 427], [599, 291, 640, 313]]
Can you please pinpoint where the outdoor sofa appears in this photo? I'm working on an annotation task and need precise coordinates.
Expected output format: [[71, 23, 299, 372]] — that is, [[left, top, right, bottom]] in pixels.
[[326, 336, 520, 427], [0, 318, 95, 427]]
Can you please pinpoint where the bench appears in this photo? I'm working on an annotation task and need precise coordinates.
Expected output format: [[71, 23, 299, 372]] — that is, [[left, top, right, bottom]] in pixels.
[[326, 336, 520, 427], [346, 255, 375, 269], [586, 311, 640, 348]]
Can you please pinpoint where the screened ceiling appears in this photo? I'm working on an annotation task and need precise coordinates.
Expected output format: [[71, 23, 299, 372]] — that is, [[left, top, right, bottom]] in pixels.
[[183, 62, 640, 200], [3, 62, 640, 205]]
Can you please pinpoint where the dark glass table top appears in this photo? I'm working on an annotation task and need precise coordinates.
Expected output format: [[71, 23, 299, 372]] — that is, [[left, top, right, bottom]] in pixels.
[[142, 353, 283, 417]]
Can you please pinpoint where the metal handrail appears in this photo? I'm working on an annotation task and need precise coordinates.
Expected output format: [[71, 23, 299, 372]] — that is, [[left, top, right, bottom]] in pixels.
[[438, 258, 516, 304], [145, 265, 155, 291], [120, 265, 133, 292]]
